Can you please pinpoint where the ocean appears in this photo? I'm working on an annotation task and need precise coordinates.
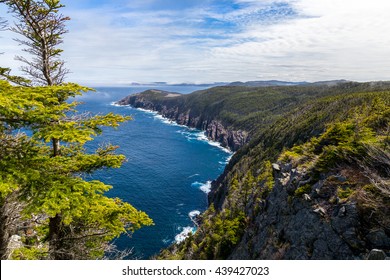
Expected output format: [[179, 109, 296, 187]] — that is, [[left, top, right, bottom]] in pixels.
[[75, 86, 232, 259]]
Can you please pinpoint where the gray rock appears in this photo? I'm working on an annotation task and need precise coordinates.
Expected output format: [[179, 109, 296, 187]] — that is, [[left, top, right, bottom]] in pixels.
[[367, 249, 387, 260], [366, 229, 390, 248], [281, 163, 292, 173], [8, 235, 22, 249], [272, 163, 281, 171], [313, 206, 326, 217], [338, 206, 346, 217]]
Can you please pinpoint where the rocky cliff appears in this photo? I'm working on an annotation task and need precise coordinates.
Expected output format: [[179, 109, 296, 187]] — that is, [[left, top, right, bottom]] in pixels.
[[155, 87, 390, 260], [229, 161, 390, 259], [117, 90, 249, 151], [118, 85, 390, 260]]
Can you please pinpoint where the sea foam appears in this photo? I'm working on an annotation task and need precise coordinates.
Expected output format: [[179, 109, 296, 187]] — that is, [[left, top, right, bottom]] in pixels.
[[175, 226, 196, 243], [191, 181, 212, 194], [189, 210, 201, 218], [174, 210, 201, 243], [124, 105, 234, 156], [199, 181, 212, 194], [110, 101, 122, 107]]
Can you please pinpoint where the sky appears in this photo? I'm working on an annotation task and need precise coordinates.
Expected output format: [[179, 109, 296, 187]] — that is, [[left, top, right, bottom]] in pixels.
[[1, 0, 390, 85]]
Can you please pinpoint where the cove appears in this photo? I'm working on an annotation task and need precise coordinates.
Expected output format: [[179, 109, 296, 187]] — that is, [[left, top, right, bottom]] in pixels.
[[76, 86, 232, 259]]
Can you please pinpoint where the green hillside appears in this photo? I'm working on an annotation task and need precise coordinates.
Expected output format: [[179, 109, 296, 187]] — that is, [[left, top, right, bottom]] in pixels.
[[135, 83, 390, 260]]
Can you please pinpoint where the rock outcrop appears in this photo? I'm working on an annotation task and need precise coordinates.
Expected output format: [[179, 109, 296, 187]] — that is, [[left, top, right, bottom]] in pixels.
[[228, 163, 390, 259]]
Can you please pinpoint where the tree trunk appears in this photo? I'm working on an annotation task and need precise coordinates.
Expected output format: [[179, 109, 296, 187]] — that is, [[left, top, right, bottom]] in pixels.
[[52, 138, 60, 157], [0, 200, 10, 259], [48, 214, 69, 259]]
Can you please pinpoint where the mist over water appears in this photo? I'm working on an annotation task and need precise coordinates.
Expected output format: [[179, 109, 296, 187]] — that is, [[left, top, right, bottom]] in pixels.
[[76, 86, 231, 259]]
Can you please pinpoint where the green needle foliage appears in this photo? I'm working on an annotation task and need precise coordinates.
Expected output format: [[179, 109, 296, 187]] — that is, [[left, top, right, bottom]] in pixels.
[[0, 81, 153, 259], [0, 0, 153, 260]]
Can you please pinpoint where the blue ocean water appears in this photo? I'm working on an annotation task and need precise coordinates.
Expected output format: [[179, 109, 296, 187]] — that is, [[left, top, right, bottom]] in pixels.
[[75, 86, 231, 259]]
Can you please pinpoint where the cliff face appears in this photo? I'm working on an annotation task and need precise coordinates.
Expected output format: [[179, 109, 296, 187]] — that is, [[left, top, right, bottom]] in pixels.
[[118, 86, 390, 260], [117, 91, 249, 151], [229, 162, 390, 259]]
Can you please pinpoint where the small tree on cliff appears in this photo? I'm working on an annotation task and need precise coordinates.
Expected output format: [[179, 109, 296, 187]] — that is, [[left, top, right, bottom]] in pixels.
[[0, 0, 153, 259]]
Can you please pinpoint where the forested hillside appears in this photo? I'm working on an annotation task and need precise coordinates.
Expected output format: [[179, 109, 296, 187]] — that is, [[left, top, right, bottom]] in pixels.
[[120, 82, 390, 259], [119, 82, 390, 151]]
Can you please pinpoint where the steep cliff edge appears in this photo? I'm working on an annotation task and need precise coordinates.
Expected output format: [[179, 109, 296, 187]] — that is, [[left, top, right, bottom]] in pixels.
[[157, 87, 389, 260], [118, 83, 390, 259], [118, 83, 390, 152], [117, 89, 248, 151]]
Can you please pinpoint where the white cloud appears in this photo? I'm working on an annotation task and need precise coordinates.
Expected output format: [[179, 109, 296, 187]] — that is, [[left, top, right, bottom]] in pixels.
[[1, 0, 390, 85], [207, 0, 390, 82]]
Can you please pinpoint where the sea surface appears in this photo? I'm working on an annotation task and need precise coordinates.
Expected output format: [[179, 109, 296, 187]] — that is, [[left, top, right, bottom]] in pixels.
[[74, 86, 232, 259]]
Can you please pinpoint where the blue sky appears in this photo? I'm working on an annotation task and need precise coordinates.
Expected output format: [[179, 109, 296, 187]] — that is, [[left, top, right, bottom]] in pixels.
[[1, 0, 390, 85]]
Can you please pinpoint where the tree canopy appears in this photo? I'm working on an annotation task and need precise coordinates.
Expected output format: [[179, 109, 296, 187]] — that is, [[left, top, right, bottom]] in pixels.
[[0, 0, 153, 260]]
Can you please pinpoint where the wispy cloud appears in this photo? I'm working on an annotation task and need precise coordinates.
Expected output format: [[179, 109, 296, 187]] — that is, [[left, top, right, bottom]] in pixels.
[[1, 0, 389, 85]]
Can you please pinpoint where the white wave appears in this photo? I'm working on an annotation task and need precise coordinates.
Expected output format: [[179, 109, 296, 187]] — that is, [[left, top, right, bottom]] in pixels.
[[175, 227, 196, 244], [162, 238, 171, 245], [188, 173, 200, 178], [200, 181, 212, 194], [191, 181, 212, 194], [125, 106, 233, 156], [114, 103, 233, 157], [195, 132, 208, 141], [208, 141, 232, 154], [173, 210, 203, 244], [193, 131, 233, 154], [110, 101, 122, 107], [189, 210, 201, 226], [191, 181, 203, 188], [136, 107, 157, 114], [189, 210, 201, 218], [152, 114, 189, 128], [177, 130, 199, 142], [153, 114, 175, 125]]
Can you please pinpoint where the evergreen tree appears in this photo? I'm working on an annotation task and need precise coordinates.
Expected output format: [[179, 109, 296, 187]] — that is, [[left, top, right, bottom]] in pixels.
[[0, 0, 153, 260]]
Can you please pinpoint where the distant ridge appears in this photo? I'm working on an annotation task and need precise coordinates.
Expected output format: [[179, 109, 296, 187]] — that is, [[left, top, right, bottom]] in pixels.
[[228, 79, 355, 87], [128, 80, 390, 88], [228, 80, 308, 87], [129, 82, 228, 87]]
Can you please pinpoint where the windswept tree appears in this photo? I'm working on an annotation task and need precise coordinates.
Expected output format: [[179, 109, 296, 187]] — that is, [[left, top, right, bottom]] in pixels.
[[0, 0, 153, 260], [0, 0, 69, 85]]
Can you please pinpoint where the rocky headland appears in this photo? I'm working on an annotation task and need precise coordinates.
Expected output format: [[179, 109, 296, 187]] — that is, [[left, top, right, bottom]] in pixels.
[[117, 89, 249, 151], [118, 82, 390, 260]]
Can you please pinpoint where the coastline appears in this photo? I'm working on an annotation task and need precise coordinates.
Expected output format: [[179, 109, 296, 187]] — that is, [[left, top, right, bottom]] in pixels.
[[114, 102, 234, 155], [113, 102, 232, 245]]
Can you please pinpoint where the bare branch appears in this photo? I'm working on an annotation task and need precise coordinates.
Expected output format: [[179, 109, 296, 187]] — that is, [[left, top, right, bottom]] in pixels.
[[2, 0, 70, 85]]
